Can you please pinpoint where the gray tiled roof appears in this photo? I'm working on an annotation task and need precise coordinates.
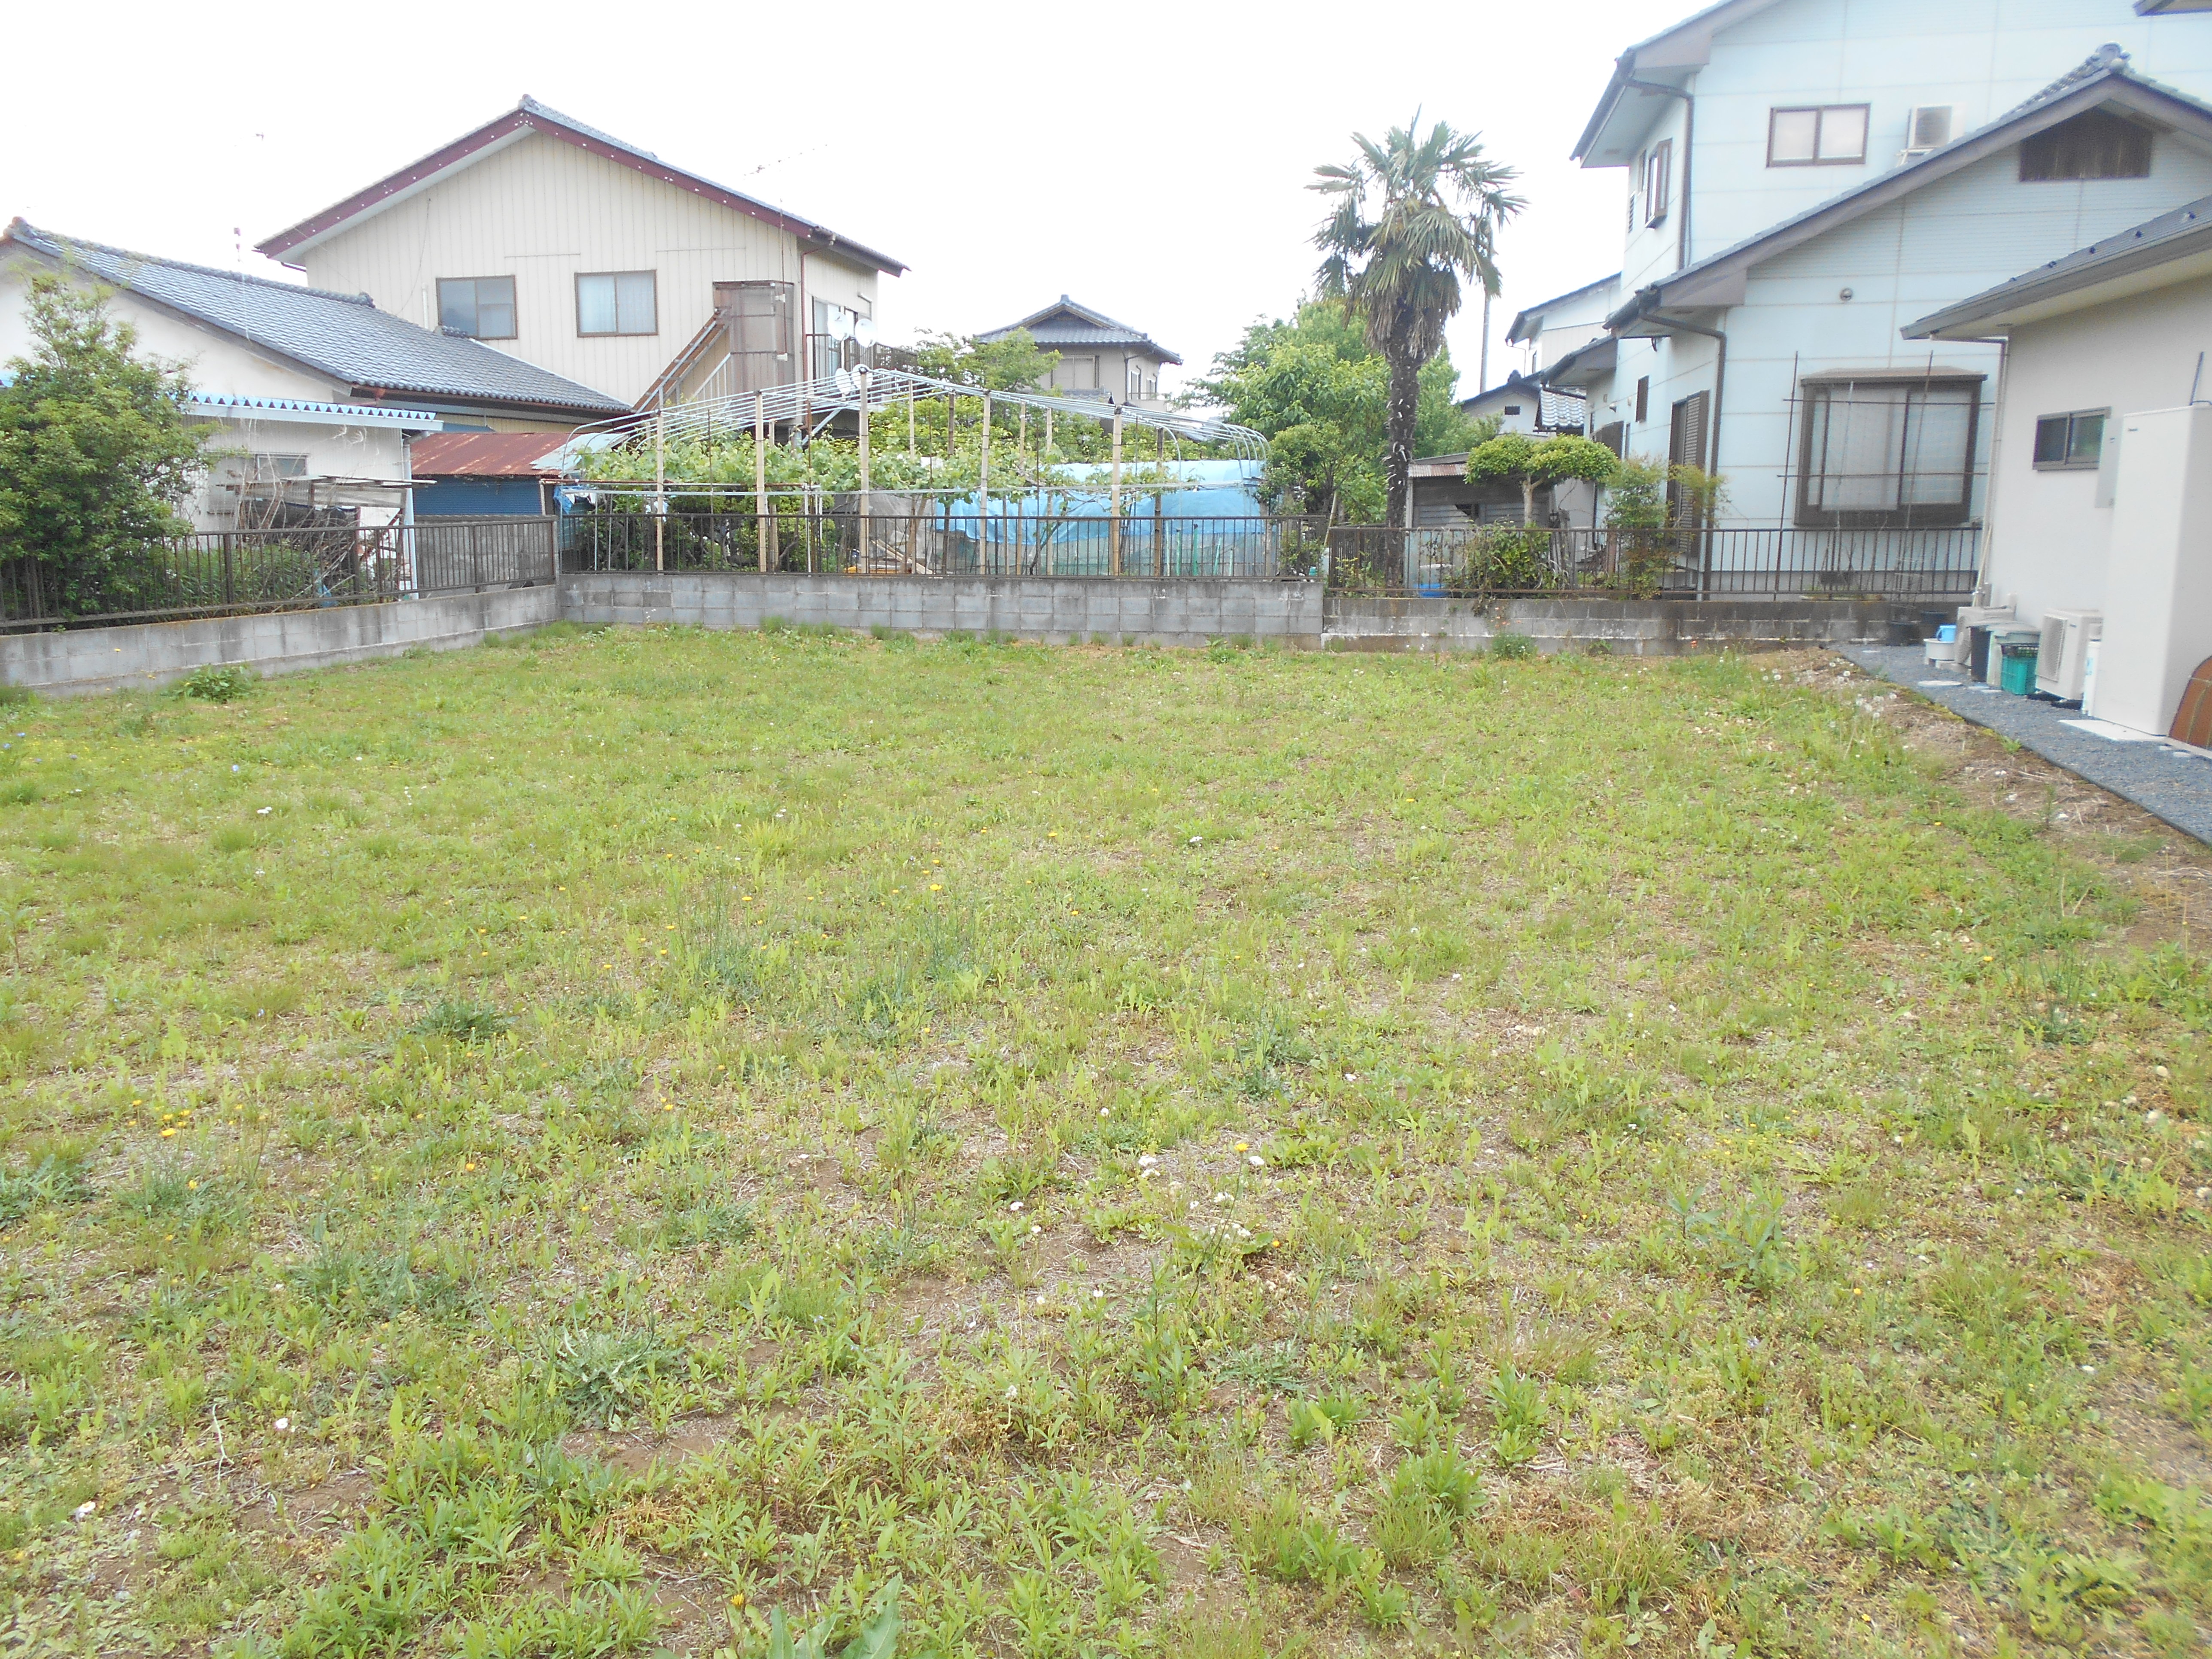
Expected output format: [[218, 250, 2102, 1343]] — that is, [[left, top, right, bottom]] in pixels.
[[978, 295, 1181, 364], [6, 222, 626, 416]]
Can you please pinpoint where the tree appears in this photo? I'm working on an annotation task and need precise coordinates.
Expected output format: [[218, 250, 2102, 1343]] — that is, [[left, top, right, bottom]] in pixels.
[[0, 276, 207, 610], [910, 328, 1059, 394], [1190, 301, 1484, 520], [1311, 117, 1520, 529], [1464, 432, 1618, 524]]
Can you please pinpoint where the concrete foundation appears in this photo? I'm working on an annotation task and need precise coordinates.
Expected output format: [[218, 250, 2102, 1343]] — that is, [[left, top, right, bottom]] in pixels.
[[0, 576, 1939, 695], [0, 586, 559, 696]]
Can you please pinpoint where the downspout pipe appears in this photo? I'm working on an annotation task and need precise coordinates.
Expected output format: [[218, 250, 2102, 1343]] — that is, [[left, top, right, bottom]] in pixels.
[[1621, 79, 1692, 274]]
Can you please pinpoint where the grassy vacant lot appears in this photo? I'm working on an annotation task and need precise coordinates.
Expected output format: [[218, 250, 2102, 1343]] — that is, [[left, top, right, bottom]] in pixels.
[[0, 625, 2208, 1659]]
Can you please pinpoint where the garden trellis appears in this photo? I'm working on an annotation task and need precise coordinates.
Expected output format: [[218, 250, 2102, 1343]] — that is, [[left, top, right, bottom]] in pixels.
[[559, 368, 1270, 577]]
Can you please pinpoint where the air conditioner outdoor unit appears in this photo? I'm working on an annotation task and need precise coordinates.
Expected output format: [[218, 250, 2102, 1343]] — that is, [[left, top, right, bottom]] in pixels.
[[1899, 104, 1955, 163], [2036, 609, 2103, 701]]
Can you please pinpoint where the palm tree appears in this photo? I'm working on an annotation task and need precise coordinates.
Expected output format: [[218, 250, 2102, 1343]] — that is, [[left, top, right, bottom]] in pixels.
[[1313, 118, 1521, 531]]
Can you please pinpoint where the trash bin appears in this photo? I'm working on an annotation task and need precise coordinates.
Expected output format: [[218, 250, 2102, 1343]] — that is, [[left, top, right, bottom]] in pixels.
[[1999, 641, 2039, 695]]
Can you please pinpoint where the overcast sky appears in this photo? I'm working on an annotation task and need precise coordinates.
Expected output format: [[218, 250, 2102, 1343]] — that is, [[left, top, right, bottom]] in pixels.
[[4, 0, 1655, 403]]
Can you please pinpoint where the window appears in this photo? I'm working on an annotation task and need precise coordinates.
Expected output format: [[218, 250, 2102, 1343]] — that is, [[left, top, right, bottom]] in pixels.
[[1146, 374, 1158, 399], [1635, 376, 1650, 424], [437, 276, 516, 340], [1768, 104, 1869, 166], [1796, 377, 1980, 526], [1127, 359, 1144, 400], [1057, 355, 1097, 391], [1644, 140, 1673, 225], [2033, 409, 2107, 469], [576, 271, 657, 337], [245, 453, 309, 482], [2021, 109, 2151, 181], [1503, 404, 1523, 416]]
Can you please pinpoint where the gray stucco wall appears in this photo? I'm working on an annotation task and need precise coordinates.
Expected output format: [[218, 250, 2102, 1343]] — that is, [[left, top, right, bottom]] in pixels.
[[0, 586, 559, 696]]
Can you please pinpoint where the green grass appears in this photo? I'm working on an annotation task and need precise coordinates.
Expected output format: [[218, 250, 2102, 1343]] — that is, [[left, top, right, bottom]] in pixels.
[[0, 625, 2208, 1657]]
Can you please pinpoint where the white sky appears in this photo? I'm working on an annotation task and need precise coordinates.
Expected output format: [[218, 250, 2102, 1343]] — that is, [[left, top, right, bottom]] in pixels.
[[3, 0, 1656, 403]]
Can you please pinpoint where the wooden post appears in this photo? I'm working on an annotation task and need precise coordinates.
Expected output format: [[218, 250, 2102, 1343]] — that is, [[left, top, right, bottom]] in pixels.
[[979, 392, 992, 576], [653, 405, 666, 573], [1109, 406, 1123, 577], [754, 391, 770, 573], [907, 385, 915, 455], [1045, 408, 1054, 457]]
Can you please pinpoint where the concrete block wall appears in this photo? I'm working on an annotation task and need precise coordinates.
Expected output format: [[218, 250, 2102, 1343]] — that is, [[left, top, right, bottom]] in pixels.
[[559, 573, 1327, 649], [566, 572, 1924, 656], [0, 586, 559, 696], [1323, 595, 1920, 656], [0, 575, 1939, 696]]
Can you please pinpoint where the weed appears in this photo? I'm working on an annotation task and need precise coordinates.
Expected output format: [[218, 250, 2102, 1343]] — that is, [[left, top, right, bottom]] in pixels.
[[175, 664, 253, 703]]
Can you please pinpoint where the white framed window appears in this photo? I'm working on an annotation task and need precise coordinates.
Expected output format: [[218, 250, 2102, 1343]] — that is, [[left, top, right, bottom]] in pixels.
[[1644, 140, 1672, 225], [437, 276, 516, 340], [576, 271, 657, 337], [1768, 105, 1870, 166]]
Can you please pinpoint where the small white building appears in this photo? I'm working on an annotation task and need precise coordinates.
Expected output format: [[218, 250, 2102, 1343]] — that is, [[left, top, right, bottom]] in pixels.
[[1458, 371, 1589, 437], [0, 219, 622, 532], [256, 97, 905, 410], [1504, 273, 1620, 377], [1905, 194, 2212, 734]]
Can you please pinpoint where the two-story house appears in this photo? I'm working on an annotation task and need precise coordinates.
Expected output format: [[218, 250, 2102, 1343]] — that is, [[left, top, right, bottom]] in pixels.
[[255, 97, 905, 412], [977, 297, 1180, 410], [1527, 0, 2212, 571]]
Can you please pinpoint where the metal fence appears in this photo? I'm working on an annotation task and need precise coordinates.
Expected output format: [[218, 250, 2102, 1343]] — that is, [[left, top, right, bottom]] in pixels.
[[1337, 523, 1981, 600], [559, 509, 1330, 580], [560, 510, 1979, 601], [0, 517, 557, 631]]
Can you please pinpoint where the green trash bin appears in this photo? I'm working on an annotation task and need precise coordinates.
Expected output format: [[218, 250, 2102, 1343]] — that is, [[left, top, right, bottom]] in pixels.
[[1999, 641, 2039, 696]]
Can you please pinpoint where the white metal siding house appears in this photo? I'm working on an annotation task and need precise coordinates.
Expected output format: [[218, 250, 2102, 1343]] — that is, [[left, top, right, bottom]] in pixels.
[[255, 98, 905, 411], [977, 297, 1182, 410], [1528, 0, 2212, 580], [1904, 194, 2212, 636], [1504, 273, 1620, 377], [0, 219, 623, 532]]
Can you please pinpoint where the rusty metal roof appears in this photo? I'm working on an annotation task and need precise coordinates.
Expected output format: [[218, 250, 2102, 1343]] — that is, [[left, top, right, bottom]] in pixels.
[[410, 432, 568, 477]]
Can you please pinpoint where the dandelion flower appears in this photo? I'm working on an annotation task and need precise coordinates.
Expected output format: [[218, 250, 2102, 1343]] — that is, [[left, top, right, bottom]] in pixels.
[[1234, 1142, 1248, 1153]]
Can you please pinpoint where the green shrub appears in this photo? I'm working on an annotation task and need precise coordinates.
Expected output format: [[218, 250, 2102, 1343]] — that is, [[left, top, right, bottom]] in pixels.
[[175, 663, 253, 703], [1489, 633, 1537, 661]]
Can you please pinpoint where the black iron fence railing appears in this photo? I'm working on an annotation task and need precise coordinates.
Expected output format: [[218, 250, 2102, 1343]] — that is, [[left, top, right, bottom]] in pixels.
[[0, 514, 1975, 630], [0, 517, 557, 631], [1330, 523, 1981, 599], [558, 510, 1331, 580], [560, 511, 1980, 600]]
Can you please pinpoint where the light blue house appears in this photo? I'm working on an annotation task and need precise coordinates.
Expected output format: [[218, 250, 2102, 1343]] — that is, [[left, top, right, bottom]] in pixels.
[[1528, 0, 2212, 570]]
